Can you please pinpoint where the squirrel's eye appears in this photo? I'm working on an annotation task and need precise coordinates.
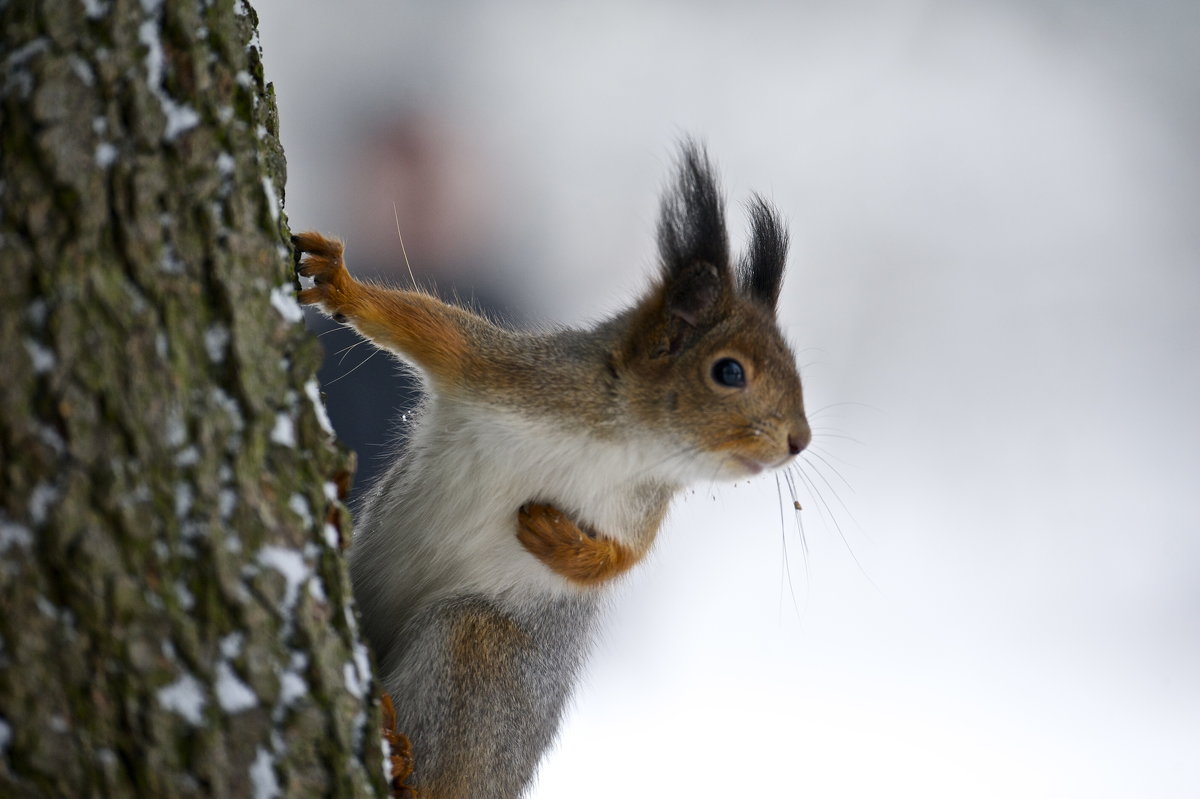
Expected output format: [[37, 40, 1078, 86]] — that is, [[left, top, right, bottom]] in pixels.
[[712, 358, 746, 388]]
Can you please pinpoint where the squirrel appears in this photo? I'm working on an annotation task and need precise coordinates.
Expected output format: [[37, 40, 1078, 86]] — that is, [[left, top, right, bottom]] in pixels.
[[294, 142, 810, 799]]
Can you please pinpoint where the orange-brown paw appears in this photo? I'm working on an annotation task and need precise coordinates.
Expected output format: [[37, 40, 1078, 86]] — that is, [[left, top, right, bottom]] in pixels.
[[517, 503, 581, 555], [293, 231, 355, 317], [517, 503, 641, 586]]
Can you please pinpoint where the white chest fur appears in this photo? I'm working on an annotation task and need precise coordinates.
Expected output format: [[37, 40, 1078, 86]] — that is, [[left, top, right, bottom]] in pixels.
[[348, 395, 679, 669]]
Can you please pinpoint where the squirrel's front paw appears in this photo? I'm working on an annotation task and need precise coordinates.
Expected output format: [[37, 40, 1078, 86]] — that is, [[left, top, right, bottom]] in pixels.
[[517, 503, 638, 586], [293, 231, 354, 318]]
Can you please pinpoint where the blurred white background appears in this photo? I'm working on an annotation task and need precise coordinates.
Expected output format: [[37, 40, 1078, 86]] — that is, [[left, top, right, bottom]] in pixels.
[[256, 1, 1199, 795]]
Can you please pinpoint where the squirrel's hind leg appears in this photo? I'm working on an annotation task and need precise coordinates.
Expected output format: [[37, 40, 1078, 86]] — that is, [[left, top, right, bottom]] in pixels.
[[386, 595, 596, 799]]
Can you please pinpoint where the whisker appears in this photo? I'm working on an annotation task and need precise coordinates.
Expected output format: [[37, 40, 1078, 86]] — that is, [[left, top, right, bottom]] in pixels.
[[774, 474, 805, 623], [802, 457, 863, 534], [789, 472, 812, 585], [794, 461, 876, 588], [804, 450, 856, 495], [324, 348, 383, 386], [781, 469, 810, 551], [806, 401, 883, 418], [793, 463, 841, 538], [809, 431, 865, 446], [782, 468, 814, 605], [335, 339, 369, 366], [393, 201, 419, 289], [807, 444, 857, 467]]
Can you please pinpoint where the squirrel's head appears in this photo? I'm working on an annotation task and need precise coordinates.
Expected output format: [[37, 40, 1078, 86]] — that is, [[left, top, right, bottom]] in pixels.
[[616, 142, 810, 483]]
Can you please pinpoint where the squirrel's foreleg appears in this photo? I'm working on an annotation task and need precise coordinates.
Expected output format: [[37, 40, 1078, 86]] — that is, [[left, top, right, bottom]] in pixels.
[[294, 231, 486, 389]]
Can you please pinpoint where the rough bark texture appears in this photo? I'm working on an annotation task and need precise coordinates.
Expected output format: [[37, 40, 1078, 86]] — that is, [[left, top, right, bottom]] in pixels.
[[0, 1, 387, 796]]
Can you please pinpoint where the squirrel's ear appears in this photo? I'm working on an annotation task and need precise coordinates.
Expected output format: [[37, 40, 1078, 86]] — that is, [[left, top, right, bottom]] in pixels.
[[665, 261, 723, 326], [738, 195, 789, 313], [657, 140, 732, 320]]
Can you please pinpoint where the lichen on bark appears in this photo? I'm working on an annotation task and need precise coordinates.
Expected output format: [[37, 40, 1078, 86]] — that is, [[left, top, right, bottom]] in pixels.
[[0, 1, 385, 796]]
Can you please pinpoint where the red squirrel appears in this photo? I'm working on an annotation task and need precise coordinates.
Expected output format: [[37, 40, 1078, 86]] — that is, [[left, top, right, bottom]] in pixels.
[[296, 142, 810, 798]]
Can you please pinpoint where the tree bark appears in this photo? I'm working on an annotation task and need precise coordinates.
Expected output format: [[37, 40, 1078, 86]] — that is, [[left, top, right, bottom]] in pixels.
[[0, 1, 387, 796]]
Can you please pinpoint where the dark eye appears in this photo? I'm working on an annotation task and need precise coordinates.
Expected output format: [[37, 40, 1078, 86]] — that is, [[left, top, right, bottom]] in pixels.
[[711, 358, 746, 388]]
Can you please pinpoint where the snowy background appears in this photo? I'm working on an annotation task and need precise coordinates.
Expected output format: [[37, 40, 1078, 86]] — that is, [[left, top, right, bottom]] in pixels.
[[255, 1, 1199, 796]]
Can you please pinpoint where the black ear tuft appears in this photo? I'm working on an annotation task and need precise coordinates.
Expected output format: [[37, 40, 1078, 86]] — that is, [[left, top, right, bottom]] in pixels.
[[657, 140, 730, 283], [738, 194, 789, 312]]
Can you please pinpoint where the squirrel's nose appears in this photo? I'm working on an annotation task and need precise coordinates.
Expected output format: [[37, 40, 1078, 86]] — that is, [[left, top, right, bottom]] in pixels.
[[787, 423, 811, 456]]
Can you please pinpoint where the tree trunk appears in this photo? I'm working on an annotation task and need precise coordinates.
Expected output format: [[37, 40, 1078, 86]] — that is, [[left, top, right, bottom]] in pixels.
[[0, 1, 387, 796]]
